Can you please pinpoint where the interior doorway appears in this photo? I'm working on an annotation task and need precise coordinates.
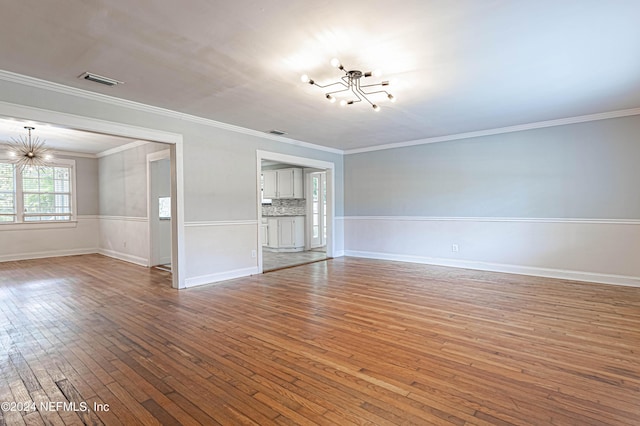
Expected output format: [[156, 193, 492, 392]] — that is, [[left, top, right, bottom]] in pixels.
[[148, 150, 172, 271], [256, 151, 335, 273], [0, 102, 186, 289], [308, 171, 327, 250]]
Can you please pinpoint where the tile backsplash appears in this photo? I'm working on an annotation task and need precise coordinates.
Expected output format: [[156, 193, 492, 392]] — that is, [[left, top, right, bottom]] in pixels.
[[263, 198, 306, 216]]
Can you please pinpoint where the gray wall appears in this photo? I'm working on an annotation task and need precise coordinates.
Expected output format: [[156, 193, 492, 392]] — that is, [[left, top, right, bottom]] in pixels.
[[55, 154, 99, 216], [99, 143, 168, 217], [345, 115, 640, 219]]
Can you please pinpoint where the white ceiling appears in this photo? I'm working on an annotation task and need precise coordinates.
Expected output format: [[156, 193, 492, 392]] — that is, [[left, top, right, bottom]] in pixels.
[[1, 0, 640, 152], [0, 118, 138, 155]]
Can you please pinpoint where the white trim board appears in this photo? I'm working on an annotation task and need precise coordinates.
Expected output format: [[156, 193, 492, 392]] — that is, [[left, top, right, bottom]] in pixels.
[[343, 216, 640, 225], [97, 248, 148, 267], [99, 215, 149, 222], [184, 267, 260, 288], [0, 70, 342, 155], [344, 107, 640, 154], [185, 220, 258, 227], [344, 250, 640, 288], [97, 140, 150, 158], [0, 248, 96, 263]]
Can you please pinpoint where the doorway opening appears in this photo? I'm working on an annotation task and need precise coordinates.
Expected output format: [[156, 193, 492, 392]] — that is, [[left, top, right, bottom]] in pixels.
[[0, 102, 186, 289], [148, 150, 172, 272], [256, 151, 335, 273]]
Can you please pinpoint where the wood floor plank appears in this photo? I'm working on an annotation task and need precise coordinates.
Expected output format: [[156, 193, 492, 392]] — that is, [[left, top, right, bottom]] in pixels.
[[2, 254, 640, 424]]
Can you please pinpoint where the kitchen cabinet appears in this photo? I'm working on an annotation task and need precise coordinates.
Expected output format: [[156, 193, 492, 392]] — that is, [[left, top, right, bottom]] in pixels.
[[261, 218, 269, 246], [265, 216, 305, 251], [262, 168, 303, 199]]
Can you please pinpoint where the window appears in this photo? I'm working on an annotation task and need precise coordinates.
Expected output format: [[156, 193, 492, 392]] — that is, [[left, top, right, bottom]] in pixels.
[[0, 159, 75, 224], [158, 196, 171, 220], [0, 162, 15, 222]]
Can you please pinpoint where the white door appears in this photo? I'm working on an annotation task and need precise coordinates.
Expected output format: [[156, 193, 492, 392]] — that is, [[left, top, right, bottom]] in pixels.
[[309, 172, 327, 248]]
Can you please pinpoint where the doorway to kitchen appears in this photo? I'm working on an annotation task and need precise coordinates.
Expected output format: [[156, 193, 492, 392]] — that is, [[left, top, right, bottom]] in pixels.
[[309, 171, 327, 250], [256, 151, 335, 273]]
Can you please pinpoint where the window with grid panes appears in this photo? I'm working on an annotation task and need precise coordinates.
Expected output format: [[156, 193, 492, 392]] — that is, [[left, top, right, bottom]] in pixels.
[[0, 162, 15, 222], [0, 160, 75, 224]]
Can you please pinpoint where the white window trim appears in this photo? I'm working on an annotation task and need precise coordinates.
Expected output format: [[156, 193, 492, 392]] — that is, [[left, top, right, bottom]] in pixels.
[[0, 157, 77, 230]]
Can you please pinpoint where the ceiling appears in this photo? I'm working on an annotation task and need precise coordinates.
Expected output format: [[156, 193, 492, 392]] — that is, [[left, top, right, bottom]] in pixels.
[[0, 118, 138, 155], [1, 0, 640, 152]]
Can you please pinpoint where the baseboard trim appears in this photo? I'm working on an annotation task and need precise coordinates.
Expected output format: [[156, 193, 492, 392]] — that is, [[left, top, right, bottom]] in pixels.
[[185, 266, 260, 288], [98, 249, 148, 267], [99, 216, 148, 222], [0, 248, 97, 263], [344, 250, 640, 288]]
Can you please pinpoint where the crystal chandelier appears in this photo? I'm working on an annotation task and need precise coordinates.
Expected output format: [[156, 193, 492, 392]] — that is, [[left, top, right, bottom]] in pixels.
[[8, 126, 51, 170], [301, 58, 396, 111]]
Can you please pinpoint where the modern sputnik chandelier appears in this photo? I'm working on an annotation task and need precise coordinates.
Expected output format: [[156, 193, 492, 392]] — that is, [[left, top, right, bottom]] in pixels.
[[301, 58, 396, 111], [8, 126, 51, 170]]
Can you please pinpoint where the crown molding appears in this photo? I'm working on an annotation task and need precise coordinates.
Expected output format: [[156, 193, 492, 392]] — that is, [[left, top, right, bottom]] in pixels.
[[345, 107, 640, 154], [96, 140, 149, 158], [0, 69, 343, 155], [50, 150, 97, 159], [4, 69, 640, 157]]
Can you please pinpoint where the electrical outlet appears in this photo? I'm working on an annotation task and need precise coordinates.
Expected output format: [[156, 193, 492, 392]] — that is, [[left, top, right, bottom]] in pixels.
[[451, 244, 459, 253], [251, 250, 257, 258]]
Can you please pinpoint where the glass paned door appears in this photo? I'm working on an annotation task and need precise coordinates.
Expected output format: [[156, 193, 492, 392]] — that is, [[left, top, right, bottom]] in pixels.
[[309, 172, 326, 248]]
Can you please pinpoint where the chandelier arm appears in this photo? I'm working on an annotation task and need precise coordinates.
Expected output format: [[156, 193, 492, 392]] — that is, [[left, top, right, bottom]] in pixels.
[[326, 86, 351, 96], [312, 81, 347, 89], [351, 79, 373, 106], [354, 89, 375, 107], [350, 83, 364, 104], [359, 88, 392, 97]]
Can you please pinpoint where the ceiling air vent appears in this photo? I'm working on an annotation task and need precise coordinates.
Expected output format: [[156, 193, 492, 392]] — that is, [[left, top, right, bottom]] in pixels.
[[266, 129, 287, 136], [78, 72, 124, 87]]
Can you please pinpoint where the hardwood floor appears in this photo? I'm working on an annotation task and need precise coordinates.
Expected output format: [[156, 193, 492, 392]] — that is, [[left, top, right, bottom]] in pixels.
[[1, 254, 639, 425]]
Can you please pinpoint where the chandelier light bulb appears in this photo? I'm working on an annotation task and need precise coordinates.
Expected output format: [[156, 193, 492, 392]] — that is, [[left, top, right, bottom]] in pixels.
[[340, 100, 348, 107], [388, 94, 396, 103], [326, 94, 336, 103], [300, 74, 310, 83], [373, 104, 380, 111], [330, 58, 341, 68], [372, 69, 382, 77]]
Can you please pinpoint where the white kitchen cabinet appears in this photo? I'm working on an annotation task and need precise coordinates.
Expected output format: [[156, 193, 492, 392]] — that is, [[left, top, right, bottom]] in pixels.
[[261, 168, 303, 199], [265, 216, 305, 251], [262, 170, 278, 199], [261, 218, 269, 246], [267, 218, 279, 248]]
